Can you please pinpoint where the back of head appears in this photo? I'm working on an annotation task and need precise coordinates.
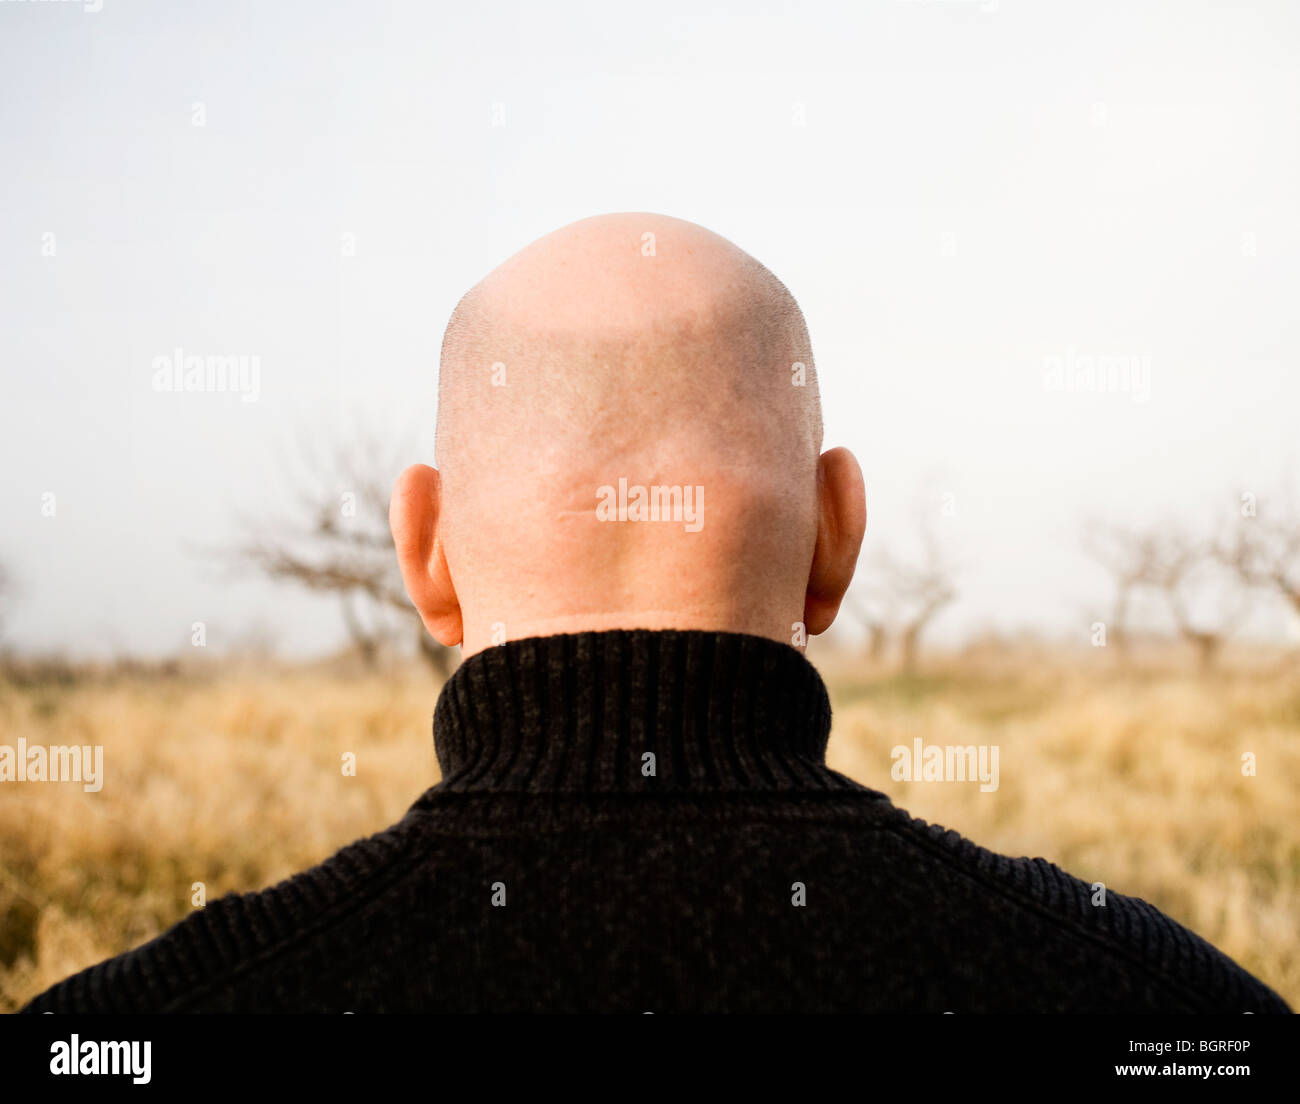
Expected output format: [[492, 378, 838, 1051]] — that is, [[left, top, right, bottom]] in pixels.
[[393, 212, 863, 656]]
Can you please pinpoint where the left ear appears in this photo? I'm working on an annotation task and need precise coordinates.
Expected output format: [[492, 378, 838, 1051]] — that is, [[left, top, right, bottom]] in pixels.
[[803, 447, 866, 635], [389, 464, 463, 646]]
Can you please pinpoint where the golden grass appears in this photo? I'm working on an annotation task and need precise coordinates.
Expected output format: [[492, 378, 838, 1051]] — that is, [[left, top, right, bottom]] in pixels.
[[1, 647, 1296, 1010], [822, 648, 1299, 1007]]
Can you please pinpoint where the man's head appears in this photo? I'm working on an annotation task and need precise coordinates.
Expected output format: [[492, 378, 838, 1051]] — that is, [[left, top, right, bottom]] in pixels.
[[390, 212, 865, 657]]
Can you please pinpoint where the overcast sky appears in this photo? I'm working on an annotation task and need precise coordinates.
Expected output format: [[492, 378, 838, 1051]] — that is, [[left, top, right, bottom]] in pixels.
[[2, 0, 1298, 658]]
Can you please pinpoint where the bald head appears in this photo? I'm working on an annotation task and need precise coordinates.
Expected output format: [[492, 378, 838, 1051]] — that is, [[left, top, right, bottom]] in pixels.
[[437, 214, 821, 474], [391, 213, 865, 657]]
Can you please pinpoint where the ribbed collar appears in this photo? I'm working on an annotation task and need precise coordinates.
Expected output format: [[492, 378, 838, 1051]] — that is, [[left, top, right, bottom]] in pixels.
[[432, 629, 852, 793]]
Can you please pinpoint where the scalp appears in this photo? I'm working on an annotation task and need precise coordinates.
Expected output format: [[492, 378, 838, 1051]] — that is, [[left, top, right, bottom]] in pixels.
[[435, 212, 823, 482]]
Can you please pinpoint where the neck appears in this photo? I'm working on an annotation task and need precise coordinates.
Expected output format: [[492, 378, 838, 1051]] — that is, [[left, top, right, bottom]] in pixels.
[[433, 627, 852, 794], [456, 605, 806, 660]]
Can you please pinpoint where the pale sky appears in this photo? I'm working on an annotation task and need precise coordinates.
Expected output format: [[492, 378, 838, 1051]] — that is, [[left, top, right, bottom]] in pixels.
[[2, 0, 1298, 658]]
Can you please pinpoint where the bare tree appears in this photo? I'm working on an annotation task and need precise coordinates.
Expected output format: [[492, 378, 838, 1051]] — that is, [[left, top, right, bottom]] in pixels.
[[1149, 530, 1250, 671], [891, 562, 957, 677], [854, 518, 959, 675], [845, 593, 891, 663], [223, 424, 456, 679], [1085, 520, 1248, 670], [1219, 493, 1300, 621], [1081, 522, 1165, 656]]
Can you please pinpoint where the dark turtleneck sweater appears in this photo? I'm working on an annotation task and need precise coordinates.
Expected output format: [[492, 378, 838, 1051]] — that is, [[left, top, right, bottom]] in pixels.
[[21, 630, 1289, 1013]]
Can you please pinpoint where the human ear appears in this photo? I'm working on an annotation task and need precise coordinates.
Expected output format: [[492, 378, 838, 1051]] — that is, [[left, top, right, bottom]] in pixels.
[[389, 464, 463, 647], [803, 447, 866, 635]]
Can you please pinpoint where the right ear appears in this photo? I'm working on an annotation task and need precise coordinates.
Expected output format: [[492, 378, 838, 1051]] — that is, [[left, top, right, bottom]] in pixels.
[[389, 464, 463, 647], [803, 447, 867, 636]]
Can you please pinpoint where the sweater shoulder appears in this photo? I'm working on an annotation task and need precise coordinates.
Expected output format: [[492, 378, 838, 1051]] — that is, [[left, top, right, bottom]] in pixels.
[[882, 807, 1290, 1013], [20, 817, 417, 1014]]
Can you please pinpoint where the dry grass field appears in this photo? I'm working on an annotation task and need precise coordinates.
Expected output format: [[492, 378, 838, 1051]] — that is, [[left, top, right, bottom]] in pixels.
[[1, 644, 1297, 1011]]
